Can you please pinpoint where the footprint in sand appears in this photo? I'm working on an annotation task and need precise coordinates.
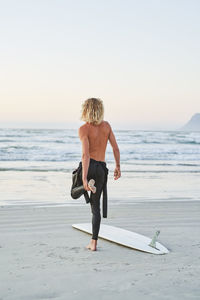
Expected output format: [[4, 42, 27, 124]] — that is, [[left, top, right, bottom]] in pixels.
[[69, 246, 81, 253]]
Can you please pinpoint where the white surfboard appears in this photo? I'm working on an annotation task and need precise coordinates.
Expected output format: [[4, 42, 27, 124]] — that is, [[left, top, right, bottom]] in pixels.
[[72, 223, 169, 255]]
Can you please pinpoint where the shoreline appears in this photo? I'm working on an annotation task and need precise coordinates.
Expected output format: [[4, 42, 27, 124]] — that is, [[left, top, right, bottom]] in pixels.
[[1, 198, 200, 209]]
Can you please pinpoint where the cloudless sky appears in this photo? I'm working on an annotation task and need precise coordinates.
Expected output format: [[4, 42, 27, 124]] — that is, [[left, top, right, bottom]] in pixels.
[[0, 0, 200, 129]]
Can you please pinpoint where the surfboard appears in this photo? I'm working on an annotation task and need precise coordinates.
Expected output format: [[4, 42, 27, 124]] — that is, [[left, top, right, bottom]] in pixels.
[[72, 223, 169, 255]]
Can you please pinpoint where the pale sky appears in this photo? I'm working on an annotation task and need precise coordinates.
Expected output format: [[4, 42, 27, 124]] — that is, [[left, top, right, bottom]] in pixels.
[[0, 0, 200, 130]]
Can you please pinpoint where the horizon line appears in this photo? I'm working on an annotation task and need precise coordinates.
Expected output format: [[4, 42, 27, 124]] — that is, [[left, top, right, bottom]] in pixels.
[[0, 121, 186, 131]]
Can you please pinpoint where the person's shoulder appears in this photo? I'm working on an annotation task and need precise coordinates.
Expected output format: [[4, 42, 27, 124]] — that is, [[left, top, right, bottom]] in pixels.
[[102, 120, 111, 129], [79, 123, 88, 130], [102, 121, 112, 137], [78, 123, 88, 138]]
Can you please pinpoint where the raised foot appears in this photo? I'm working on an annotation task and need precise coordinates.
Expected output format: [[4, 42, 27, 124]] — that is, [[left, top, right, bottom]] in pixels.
[[88, 179, 96, 194], [86, 239, 97, 251]]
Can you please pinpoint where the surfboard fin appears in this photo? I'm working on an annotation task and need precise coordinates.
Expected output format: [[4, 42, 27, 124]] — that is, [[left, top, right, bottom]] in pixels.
[[149, 230, 160, 249]]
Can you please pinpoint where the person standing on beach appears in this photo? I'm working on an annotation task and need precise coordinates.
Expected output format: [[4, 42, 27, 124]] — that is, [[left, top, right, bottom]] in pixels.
[[79, 98, 121, 251]]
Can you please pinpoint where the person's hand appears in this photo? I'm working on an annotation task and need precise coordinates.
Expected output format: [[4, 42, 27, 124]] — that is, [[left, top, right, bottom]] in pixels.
[[83, 179, 90, 191], [114, 166, 121, 180]]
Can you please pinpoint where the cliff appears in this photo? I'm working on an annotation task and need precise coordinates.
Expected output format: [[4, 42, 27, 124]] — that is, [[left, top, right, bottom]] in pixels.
[[181, 113, 200, 131]]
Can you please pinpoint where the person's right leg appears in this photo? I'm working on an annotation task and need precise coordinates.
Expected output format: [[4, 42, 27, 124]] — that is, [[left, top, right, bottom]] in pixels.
[[86, 162, 105, 251], [90, 193, 101, 239], [86, 198, 101, 251]]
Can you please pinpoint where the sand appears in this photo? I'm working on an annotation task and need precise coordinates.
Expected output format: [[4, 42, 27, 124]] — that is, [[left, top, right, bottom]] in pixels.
[[0, 201, 200, 300]]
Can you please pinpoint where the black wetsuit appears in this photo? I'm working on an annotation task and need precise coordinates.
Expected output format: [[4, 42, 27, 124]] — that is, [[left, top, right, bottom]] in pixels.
[[71, 158, 109, 240]]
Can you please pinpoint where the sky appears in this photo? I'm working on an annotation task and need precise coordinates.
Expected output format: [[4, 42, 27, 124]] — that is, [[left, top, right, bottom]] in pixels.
[[0, 0, 200, 130]]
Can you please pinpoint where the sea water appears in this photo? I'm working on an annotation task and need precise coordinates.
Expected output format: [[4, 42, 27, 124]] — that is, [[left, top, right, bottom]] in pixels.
[[0, 128, 200, 206]]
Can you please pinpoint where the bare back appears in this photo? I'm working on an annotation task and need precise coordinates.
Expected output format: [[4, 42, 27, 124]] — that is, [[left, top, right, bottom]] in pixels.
[[82, 121, 110, 161], [79, 119, 120, 182]]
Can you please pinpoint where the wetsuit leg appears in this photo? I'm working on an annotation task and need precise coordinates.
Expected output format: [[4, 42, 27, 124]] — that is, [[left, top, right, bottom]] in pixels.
[[87, 161, 105, 240]]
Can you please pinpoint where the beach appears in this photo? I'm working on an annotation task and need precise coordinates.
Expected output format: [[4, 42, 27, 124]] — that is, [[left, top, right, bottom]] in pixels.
[[2, 0, 200, 297], [1, 128, 200, 299], [1, 200, 200, 300]]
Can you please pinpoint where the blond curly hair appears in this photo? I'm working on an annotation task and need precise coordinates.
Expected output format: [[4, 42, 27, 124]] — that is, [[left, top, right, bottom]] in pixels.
[[81, 98, 104, 125]]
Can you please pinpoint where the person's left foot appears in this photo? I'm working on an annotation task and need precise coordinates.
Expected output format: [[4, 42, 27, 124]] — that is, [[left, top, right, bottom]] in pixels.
[[86, 239, 97, 251], [88, 179, 96, 194]]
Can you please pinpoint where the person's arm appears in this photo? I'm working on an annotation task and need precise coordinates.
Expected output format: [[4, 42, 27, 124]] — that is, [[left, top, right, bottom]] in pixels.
[[108, 124, 121, 180], [78, 126, 90, 191]]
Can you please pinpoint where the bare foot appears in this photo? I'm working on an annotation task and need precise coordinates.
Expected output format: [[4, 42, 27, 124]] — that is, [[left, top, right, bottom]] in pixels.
[[86, 239, 97, 251], [88, 179, 96, 194]]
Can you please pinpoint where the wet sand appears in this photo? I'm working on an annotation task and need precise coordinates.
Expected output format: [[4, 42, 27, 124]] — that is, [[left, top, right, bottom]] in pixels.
[[0, 201, 200, 300]]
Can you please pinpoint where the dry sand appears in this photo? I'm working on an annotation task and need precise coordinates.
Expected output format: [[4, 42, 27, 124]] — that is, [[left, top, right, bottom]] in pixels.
[[0, 201, 200, 300]]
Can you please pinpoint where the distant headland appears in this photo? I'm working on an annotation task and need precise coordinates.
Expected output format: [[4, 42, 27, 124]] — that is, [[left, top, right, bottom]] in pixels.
[[181, 113, 200, 131]]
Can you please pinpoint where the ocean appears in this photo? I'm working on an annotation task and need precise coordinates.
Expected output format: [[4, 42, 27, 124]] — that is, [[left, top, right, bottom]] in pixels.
[[0, 128, 200, 206]]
